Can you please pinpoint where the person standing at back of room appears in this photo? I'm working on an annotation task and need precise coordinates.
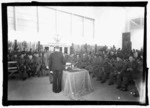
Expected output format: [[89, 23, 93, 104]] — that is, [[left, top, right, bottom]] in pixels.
[[48, 46, 66, 93]]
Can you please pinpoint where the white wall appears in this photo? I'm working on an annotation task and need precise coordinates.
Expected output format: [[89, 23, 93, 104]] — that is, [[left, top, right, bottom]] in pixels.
[[93, 7, 144, 49], [131, 27, 144, 50], [93, 7, 126, 48]]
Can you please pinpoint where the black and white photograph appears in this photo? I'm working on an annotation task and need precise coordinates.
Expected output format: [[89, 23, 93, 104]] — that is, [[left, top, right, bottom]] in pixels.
[[1, 1, 149, 106]]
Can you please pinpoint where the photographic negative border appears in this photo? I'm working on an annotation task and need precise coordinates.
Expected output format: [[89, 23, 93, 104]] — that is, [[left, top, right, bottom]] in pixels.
[[2, 1, 148, 106]]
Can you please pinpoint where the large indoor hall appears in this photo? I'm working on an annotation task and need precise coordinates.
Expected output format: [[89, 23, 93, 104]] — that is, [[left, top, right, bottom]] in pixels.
[[6, 5, 146, 103]]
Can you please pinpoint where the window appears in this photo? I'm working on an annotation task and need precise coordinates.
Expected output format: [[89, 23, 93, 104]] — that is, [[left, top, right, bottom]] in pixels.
[[57, 11, 71, 43], [15, 6, 37, 32], [72, 15, 83, 44], [84, 18, 94, 44], [38, 7, 56, 35], [7, 6, 14, 31]]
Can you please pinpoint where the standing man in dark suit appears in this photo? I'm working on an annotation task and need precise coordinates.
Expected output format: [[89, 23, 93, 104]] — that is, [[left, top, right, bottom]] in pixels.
[[49, 46, 66, 93]]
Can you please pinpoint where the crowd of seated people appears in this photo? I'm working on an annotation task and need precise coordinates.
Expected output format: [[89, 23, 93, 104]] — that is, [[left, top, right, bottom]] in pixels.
[[64, 47, 143, 98], [8, 48, 51, 80], [8, 45, 143, 98]]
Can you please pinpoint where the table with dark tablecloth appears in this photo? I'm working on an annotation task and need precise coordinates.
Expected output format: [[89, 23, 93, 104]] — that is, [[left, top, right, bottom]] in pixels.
[[62, 69, 93, 100]]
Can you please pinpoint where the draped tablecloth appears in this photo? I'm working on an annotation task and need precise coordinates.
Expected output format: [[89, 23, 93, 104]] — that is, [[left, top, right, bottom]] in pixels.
[[62, 69, 93, 100]]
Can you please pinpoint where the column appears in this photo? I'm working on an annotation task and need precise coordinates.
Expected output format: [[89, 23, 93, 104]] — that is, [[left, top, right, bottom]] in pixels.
[[36, 6, 39, 32], [13, 6, 17, 31], [62, 46, 64, 54], [68, 47, 70, 55]]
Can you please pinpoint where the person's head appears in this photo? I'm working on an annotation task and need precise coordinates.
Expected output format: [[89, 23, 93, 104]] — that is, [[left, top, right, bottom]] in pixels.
[[21, 54, 24, 59], [54, 46, 60, 52], [129, 56, 133, 62], [116, 57, 120, 61], [134, 51, 138, 58], [14, 54, 17, 58], [111, 51, 114, 55], [83, 53, 86, 57], [36, 54, 39, 57], [29, 55, 33, 59]]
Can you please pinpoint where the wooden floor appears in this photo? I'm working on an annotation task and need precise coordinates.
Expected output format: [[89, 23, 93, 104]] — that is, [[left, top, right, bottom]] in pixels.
[[8, 75, 139, 101]]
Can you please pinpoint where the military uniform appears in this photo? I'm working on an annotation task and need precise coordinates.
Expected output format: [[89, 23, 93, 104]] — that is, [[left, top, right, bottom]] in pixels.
[[84, 54, 90, 70], [74, 55, 80, 68], [26, 56, 36, 77], [107, 58, 116, 85], [101, 58, 111, 83], [86, 54, 94, 75], [130, 59, 143, 97], [115, 60, 125, 87], [42, 52, 50, 76], [43, 51, 53, 83], [18, 55, 27, 80], [116, 60, 134, 91], [92, 55, 104, 81], [35, 55, 42, 77], [79, 54, 87, 69]]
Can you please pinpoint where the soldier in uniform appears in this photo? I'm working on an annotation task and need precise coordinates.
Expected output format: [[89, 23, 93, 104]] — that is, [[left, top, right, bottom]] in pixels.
[[101, 56, 111, 83], [113, 57, 124, 86], [43, 49, 53, 83], [35, 53, 42, 77], [76, 54, 81, 68], [116, 56, 134, 91], [12, 54, 18, 61], [18, 53, 27, 80], [86, 53, 94, 75], [83, 53, 90, 70], [91, 54, 97, 78], [40, 52, 44, 76], [64, 53, 69, 62], [130, 56, 143, 97], [26, 54, 35, 77], [74, 54, 80, 68], [93, 52, 104, 81], [107, 57, 116, 85], [68, 54, 74, 63], [79, 53, 87, 69]]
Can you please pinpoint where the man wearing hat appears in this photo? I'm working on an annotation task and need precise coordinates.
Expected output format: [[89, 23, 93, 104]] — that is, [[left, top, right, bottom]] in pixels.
[[48, 46, 66, 93]]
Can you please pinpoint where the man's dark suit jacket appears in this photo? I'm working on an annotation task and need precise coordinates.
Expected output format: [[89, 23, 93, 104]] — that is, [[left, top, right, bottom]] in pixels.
[[49, 51, 66, 71]]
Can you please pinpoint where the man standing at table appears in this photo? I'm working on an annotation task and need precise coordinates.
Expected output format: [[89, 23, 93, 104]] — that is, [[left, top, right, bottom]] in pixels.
[[49, 46, 66, 93]]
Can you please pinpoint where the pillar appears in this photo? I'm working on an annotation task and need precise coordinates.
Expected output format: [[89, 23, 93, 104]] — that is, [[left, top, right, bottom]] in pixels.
[[68, 47, 70, 55], [62, 46, 64, 54]]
